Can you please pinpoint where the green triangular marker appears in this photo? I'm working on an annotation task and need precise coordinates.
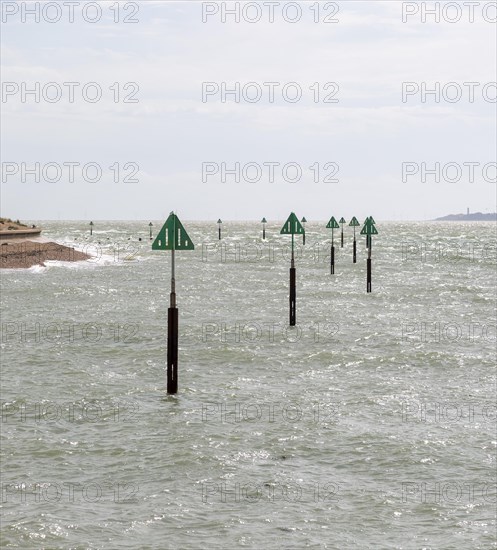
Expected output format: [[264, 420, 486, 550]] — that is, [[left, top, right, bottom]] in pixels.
[[360, 218, 378, 236], [301, 216, 307, 223], [261, 217, 267, 223], [280, 212, 304, 235], [152, 213, 194, 250], [326, 216, 339, 229], [349, 217, 360, 227], [339, 217, 346, 224]]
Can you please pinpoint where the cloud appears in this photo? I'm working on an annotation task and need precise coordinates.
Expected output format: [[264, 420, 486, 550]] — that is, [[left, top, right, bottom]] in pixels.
[[1, 1, 495, 220]]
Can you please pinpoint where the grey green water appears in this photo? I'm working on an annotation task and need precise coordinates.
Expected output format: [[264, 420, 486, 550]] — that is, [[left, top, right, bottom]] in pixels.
[[1, 221, 496, 549]]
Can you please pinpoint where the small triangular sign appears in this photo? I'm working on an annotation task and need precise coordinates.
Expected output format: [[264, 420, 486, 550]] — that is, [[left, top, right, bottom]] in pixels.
[[280, 212, 304, 235], [326, 216, 339, 229], [360, 219, 378, 236], [339, 217, 346, 224], [349, 216, 360, 227], [301, 216, 307, 223], [261, 217, 267, 223], [152, 213, 194, 250]]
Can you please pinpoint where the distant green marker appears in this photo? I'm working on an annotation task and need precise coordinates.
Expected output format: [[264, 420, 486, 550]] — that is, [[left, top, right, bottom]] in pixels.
[[281, 212, 304, 326], [326, 216, 339, 274], [360, 217, 378, 293], [364, 217, 370, 248], [349, 216, 360, 263], [339, 217, 346, 248]]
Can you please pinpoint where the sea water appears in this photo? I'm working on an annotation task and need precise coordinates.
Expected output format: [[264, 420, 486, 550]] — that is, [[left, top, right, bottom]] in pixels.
[[1, 221, 496, 549]]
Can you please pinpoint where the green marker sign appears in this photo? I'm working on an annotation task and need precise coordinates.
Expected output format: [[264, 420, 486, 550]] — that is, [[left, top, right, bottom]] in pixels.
[[280, 212, 303, 326], [363, 216, 376, 248], [280, 212, 304, 262], [152, 212, 194, 394], [326, 216, 339, 274], [326, 216, 339, 229], [349, 216, 360, 263], [360, 218, 378, 236], [339, 217, 346, 248], [326, 216, 339, 242], [281, 212, 304, 235], [152, 213, 194, 250], [360, 217, 377, 293]]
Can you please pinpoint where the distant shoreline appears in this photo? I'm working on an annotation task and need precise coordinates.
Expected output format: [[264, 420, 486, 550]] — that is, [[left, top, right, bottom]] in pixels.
[[3, 217, 496, 226], [433, 212, 497, 221]]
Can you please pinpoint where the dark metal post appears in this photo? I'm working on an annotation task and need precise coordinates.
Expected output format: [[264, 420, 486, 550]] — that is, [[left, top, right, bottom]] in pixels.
[[167, 304, 178, 394], [167, 244, 179, 394], [366, 243, 372, 293], [290, 234, 296, 326], [353, 227, 357, 263]]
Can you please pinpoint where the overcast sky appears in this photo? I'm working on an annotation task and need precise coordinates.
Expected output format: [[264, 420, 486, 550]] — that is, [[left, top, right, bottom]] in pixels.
[[1, 0, 496, 221]]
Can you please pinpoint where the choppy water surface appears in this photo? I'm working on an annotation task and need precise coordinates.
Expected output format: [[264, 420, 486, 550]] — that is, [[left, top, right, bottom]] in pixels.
[[1, 221, 496, 549]]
